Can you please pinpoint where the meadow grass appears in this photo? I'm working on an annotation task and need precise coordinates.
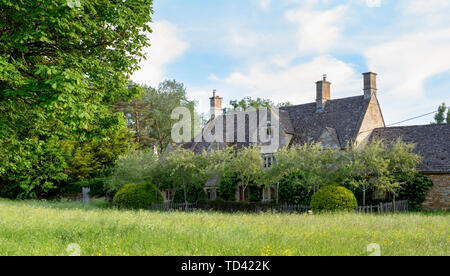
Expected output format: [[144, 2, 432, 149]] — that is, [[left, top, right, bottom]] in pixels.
[[0, 198, 448, 256]]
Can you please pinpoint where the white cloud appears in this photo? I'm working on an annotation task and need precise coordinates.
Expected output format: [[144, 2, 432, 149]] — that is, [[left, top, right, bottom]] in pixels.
[[365, 28, 450, 124], [365, 29, 450, 99], [258, 0, 271, 10], [364, 0, 383, 8], [400, 0, 450, 15], [131, 21, 189, 86], [285, 5, 347, 54], [221, 56, 361, 105]]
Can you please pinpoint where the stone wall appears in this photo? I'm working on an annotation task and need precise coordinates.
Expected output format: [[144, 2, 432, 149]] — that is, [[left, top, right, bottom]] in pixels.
[[422, 174, 450, 211], [356, 96, 385, 145]]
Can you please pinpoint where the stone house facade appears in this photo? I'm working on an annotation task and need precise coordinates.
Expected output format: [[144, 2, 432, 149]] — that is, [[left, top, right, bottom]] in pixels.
[[172, 72, 449, 210]]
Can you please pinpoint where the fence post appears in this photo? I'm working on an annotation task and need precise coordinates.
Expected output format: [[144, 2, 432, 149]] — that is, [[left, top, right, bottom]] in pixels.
[[393, 195, 396, 213]]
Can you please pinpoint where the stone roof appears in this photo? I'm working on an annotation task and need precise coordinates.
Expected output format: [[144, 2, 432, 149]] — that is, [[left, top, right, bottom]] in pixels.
[[370, 124, 450, 173], [176, 95, 372, 153], [280, 95, 371, 148]]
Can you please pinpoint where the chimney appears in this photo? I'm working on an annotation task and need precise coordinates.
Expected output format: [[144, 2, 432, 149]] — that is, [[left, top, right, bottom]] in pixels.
[[363, 72, 377, 99], [316, 74, 331, 112], [210, 89, 222, 119]]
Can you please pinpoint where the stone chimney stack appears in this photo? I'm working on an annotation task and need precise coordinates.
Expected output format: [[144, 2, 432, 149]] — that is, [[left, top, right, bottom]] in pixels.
[[210, 89, 222, 119], [316, 74, 331, 112], [363, 72, 377, 99]]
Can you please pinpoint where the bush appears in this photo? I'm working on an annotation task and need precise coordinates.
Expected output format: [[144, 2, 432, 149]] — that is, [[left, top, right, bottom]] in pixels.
[[218, 174, 238, 201], [397, 173, 434, 211], [310, 186, 357, 212], [279, 172, 313, 205], [113, 182, 163, 210]]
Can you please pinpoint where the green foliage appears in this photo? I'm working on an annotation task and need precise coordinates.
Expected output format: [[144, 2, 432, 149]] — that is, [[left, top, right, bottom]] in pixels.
[[104, 149, 159, 195], [163, 147, 209, 203], [348, 138, 421, 205], [225, 96, 292, 113], [173, 184, 206, 203], [114, 80, 197, 151], [267, 142, 351, 196], [229, 145, 264, 197], [248, 185, 262, 202], [310, 186, 357, 212], [278, 172, 314, 205], [218, 173, 238, 201], [67, 127, 133, 183], [0, 138, 69, 199], [433, 103, 447, 124], [113, 182, 163, 210], [396, 173, 434, 211], [0, 0, 153, 198]]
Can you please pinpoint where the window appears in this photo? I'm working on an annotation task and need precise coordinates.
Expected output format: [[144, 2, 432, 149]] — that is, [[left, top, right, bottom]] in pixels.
[[266, 120, 273, 138], [262, 185, 277, 202], [206, 188, 217, 200], [264, 155, 274, 169], [163, 189, 174, 202]]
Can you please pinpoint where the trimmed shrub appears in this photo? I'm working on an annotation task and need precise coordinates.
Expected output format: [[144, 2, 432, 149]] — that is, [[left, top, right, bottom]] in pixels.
[[113, 182, 163, 210], [310, 186, 357, 212]]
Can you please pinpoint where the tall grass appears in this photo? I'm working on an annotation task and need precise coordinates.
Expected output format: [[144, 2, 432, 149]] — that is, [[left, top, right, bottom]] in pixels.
[[0, 199, 448, 256]]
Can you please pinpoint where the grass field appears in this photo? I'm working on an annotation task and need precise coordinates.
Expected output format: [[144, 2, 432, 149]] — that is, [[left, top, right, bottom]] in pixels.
[[0, 198, 448, 256]]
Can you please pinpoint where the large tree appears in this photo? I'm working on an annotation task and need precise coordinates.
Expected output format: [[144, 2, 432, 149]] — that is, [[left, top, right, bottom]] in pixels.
[[0, 0, 153, 198], [115, 80, 196, 152]]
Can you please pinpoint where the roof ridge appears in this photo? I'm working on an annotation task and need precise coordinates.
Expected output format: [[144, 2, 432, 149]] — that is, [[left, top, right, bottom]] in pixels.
[[375, 123, 450, 130], [280, 95, 365, 110]]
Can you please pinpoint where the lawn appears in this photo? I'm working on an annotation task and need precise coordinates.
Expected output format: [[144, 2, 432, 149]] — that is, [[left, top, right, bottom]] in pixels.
[[0, 199, 448, 256]]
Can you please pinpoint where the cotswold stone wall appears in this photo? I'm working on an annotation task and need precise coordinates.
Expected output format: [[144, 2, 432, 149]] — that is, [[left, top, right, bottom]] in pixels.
[[422, 174, 450, 211]]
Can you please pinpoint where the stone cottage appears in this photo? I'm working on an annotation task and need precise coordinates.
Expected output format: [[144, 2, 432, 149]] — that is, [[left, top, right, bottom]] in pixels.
[[171, 72, 449, 210]]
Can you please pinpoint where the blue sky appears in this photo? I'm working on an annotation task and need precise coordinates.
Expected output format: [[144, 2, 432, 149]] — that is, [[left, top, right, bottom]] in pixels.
[[131, 0, 450, 126]]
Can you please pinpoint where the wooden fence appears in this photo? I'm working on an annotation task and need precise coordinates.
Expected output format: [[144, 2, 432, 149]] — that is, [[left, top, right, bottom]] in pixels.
[[354, 200, 408, 214], [152, 200, 408, 214], [151, 202, 197, 212]]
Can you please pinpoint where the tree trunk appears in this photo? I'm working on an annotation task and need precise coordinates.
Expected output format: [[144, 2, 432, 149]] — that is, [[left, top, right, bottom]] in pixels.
[[182, 170, 187, 209], [363, 188, 366, 207], [134, 101, 141, 144], [276, 182, 279, 204], [393, 194, 396, 212]]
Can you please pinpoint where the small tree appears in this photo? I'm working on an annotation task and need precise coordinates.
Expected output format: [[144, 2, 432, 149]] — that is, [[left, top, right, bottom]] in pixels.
[[229, 145, 264, 201], [348, 139, 421, 206], [164, 148, 208, 205], [433, 103, 447, 124], [267, 146, 299, 203], [104, 148, 158, 195]]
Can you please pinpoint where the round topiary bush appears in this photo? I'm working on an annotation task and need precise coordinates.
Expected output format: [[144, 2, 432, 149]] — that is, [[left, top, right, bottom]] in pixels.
[[113, 182, 163, 210], [310, 186, 357, 212]]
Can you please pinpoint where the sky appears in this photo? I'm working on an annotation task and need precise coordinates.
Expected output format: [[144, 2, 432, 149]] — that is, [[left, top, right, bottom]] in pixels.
[[131, 0, 450, 126]]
